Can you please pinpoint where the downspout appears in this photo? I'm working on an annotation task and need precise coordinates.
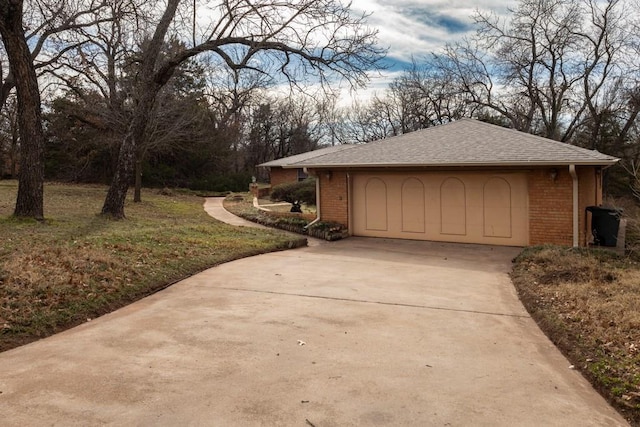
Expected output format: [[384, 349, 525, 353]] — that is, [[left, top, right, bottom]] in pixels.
[[304, 168, 321, 229], [347, 172, 352, 235], [569, 164, 579, 247]]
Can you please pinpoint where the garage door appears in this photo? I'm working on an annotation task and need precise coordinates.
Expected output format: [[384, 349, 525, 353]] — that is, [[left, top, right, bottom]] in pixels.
[[351, 172, 529, 246]]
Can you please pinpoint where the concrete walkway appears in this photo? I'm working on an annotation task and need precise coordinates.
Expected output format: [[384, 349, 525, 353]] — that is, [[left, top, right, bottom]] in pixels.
[[204, 197, 323, 247], [203, 197, 269, 229], [0, 203, 629, 426]]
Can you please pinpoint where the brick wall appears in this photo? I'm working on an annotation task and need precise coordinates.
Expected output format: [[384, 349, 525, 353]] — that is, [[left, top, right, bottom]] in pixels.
[[529, 168, 573, 245], [269, 167, 299, 187], [529, 166, 601, 246], [319, 171, 349, 225]]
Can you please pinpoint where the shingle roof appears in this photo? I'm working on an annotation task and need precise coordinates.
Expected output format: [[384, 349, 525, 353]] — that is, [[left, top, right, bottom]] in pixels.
[[286, 119, 618, 168], [258, 144, 357, 167]]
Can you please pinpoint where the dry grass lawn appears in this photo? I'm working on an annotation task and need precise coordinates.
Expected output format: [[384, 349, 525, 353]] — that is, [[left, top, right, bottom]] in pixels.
[[512, 246, 640, 425], [0, 181, 305, 352]]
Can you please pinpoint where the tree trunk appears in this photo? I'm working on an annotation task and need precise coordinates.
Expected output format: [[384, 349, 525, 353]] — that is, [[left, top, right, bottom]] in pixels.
[[101, 0, 180, 218], [134, 156, 142, 203], [102, 86, 162, 217], [0, 1, 45, 219], [101, 130, 136, 218], [10, 121, 18, 177]]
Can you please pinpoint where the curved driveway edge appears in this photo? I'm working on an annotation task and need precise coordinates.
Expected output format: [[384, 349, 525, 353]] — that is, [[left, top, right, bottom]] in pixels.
[[0, 236, 628, 426]]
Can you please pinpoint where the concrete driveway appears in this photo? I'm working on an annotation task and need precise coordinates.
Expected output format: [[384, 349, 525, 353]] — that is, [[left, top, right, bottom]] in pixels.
[[0, 238, 627, 426]]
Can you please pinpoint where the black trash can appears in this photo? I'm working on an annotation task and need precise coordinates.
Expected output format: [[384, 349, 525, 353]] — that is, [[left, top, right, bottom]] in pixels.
[[586, 206, 623, 247]]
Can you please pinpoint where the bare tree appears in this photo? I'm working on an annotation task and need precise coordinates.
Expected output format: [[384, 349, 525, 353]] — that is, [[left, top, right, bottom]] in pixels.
[[203, 66, 269, 174], [0, 1, 46, 218], [1, 0, 111, 111], [132, 53, 209, 201], [399, 61, 478, 126], [244, 92, 326, 173], [431, 0, 637, 143], [101, 0, 384, 218], [0, 0, 111, 218], [333, 54, 487, 145], [343, 99, 398, 143], [46, 2, 211, 202], [46, 0, 141, 119]]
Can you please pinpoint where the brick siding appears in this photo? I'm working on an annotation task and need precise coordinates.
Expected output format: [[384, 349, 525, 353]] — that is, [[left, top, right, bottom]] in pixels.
[[529, 166, 601, 246], [318, 171, 349, 225], [528, 168, 573, 245], [269, 167, 300, 187]]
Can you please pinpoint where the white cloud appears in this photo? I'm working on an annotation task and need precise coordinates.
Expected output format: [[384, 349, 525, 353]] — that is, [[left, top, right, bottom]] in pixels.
[[336, 69, 406, 107], [342, 0, 516, 103], [352, 0, 515, 60], [250, 1, 517, 106]]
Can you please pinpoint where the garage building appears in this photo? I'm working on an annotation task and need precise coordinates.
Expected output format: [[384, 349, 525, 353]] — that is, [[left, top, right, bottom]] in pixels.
[[280, 119, 619, 247]]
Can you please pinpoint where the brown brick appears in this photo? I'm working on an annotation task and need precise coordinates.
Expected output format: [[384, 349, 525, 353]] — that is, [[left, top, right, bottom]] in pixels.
[[318, 171, 348, 226], [269, 167, 299, 187], [528, 167, 601, 246]]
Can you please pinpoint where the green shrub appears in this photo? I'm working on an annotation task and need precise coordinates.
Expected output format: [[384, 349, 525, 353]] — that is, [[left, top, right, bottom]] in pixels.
[[270, 178, 316, 205]]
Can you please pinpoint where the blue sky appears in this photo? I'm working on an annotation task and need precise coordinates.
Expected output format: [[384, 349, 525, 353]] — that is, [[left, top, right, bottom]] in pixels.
[[343, 0, 515, 103]]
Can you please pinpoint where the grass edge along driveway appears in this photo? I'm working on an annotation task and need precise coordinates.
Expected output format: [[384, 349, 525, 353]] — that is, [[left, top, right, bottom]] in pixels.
[[0, 181, 305, 353], [512, 245, 640, 426]]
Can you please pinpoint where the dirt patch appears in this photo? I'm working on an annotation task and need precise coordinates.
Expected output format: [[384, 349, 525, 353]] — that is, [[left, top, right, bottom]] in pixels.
[[512, 246, 640, 425]]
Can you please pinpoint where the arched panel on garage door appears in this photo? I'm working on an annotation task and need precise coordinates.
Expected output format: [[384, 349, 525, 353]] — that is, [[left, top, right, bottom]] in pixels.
[[365, 178, 388, 231], [440, 178, 466, 235], [484, 177, 512, 238], [401, 178, 425, 233]]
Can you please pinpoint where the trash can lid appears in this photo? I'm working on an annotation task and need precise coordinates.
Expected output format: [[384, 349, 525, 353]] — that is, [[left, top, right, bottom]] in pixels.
[[586, 206, 623, 216]]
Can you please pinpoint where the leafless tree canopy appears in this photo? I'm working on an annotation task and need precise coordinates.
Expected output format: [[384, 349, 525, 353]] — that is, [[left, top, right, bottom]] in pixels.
[[0, 0, 384, 218], [5, 0, 640, 217], [429, 0, 639, 143], [97, 0, 384, 218]]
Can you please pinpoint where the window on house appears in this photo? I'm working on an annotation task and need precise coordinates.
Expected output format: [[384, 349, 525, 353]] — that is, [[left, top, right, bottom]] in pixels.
[[297, 169, 308, 181]]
